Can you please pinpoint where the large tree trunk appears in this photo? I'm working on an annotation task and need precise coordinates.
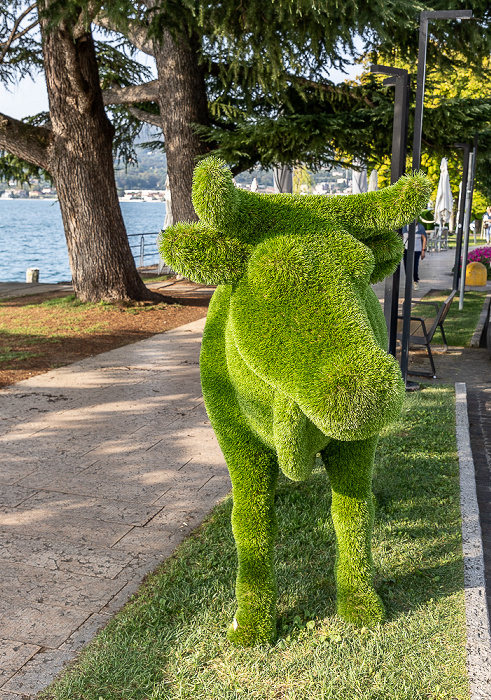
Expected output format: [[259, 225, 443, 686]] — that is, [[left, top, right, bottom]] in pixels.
[[40, 9, 161, 303], [153, 30, 210, 222]]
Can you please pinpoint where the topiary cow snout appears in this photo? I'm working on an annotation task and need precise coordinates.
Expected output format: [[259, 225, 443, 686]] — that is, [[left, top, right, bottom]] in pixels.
[[158, 157, 431, 646]]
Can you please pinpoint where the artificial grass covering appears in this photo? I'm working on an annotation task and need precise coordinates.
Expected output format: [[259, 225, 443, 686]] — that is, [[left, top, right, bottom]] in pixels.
[[42, 385, 468, 700], [159, 157, 432, 644]]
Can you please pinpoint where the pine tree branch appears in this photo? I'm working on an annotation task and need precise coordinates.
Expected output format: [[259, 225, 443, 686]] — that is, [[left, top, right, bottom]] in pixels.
[[102, 80, 159, 105], [127, 105, 161, 127], [206, 62, 375, 107], [93, 19, 371, 111], [0, 3, 38, 63], [93, 12, 154, 56], [0, 112, 51, 170], [289, 74, 375, 107]]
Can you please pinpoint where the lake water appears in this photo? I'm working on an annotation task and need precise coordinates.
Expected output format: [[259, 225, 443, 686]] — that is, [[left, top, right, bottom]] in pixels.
[[0, 200, 166, 283]]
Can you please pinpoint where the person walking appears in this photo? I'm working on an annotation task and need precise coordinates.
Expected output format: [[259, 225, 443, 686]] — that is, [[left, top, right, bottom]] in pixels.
[[482, 206, 491, 243], [402, 221, 427, 291]]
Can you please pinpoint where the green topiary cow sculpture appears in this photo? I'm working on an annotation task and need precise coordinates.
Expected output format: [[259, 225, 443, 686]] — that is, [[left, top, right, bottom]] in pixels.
[[158, 157, 431, 647]]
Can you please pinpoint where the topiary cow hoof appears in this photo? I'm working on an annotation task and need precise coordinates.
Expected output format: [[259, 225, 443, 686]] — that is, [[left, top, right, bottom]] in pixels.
[[226, 615, 277, 647], [336, 588, 385, 628]]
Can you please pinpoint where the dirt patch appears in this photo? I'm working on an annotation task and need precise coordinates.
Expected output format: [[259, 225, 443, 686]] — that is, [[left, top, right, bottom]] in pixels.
[[0, 285, 209, 389]]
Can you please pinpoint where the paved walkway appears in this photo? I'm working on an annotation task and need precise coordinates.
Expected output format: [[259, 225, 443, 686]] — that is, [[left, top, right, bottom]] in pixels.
[[0, 317, 229, 698], [0, 252, 490, 698], [0, 283, 72, 300]]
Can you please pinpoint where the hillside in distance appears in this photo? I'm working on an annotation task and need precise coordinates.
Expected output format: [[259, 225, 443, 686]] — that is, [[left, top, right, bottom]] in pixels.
[[114, 148, 346, 193]]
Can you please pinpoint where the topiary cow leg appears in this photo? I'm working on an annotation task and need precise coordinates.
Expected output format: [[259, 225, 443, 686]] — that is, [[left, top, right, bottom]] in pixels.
[[320, 436, 384, 627], [226, 438, 279, 646]]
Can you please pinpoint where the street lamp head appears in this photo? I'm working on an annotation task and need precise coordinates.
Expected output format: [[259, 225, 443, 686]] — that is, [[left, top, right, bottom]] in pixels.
[[421, 10, 473, 21], [369, 65, 408, 77]]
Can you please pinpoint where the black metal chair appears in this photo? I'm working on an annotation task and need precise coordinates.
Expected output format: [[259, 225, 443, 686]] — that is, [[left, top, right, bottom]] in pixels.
[[397, 290, 456, 378]]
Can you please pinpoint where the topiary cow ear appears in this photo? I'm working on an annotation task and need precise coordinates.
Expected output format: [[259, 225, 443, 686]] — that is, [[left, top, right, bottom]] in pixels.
[[158, 221, 253, 285], [192, 156, 239, 230]]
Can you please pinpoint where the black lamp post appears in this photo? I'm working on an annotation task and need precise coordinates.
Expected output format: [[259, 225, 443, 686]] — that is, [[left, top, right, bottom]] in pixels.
[[369, 65, 410, 357], [399, 9, 473, 386]]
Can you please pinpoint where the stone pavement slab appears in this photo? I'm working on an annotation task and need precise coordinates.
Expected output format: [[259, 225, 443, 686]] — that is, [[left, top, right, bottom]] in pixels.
[[2, 649, 75, 697], [0, 531, 133, 578], [0, 642, 39, 687], [0, 282, 72, 300], [0, 316, 230, 697]]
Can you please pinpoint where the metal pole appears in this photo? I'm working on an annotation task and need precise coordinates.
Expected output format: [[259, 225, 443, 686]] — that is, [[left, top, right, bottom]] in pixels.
[[459, 134, 479, 310], [453, 143, 470, 291], [370, 65, 410, 357], [455, 181, 462, 237], [399, 9, 473, 386]]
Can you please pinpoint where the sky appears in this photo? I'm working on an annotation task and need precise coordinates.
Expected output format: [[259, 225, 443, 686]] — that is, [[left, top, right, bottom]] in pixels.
[[0, 74, 49, 119], [0, 64, 362, 121]]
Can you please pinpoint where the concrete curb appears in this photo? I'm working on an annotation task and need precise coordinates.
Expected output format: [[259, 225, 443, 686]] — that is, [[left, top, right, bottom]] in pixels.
[[470, 293, 491, 348], [455, 382, 491, 698]]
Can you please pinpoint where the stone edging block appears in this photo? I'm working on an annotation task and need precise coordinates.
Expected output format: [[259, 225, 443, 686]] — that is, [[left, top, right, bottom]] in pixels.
[[455, 381, 491, 698], [469, 292, 491, 348]]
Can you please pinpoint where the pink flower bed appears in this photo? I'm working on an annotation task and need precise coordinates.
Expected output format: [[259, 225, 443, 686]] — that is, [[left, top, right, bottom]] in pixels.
[[467, 247, 491, 279]]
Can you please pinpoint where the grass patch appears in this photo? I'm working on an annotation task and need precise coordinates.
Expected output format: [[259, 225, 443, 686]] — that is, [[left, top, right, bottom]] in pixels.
[[33, 294, 87, 308], [41, 385, 468, 700], [140, 273, 175, 282], [1, 296, 111, 337], [412, 289, 487, 347], [0, 296, 176, 341], [0, 348, 39, 362]]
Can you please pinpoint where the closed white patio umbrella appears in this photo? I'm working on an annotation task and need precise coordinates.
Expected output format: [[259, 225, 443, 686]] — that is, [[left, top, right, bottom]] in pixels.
[[434, 157, 453, 227], [273, 166, 293, 193], [158, 175, 174, 274], [162, 175, 173, 228], [250, 177, 258, 192], [352, 160, 368, 194], [368, 169, 378, 192]]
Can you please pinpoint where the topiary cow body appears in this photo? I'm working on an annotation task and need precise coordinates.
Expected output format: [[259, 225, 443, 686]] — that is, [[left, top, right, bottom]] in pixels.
[[159, 157, 431, 646]]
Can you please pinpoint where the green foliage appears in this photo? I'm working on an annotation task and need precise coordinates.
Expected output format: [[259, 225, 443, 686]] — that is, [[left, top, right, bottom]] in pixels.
[[39, 0, 491, 181], [0, 150, 48, 184], [95, 39, 152, 91], [368, 2, 491, 71], [356, 54, 491, 208], [0, 1, 43, 86], [4, 0, 491, 192], [159, 156, 431, 646], [94, 38, 156, 164]]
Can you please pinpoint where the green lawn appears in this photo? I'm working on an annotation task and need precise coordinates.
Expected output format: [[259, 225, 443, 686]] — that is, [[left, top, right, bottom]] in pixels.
[[411, 289, 487, 347], [41, 386, 468, 700]]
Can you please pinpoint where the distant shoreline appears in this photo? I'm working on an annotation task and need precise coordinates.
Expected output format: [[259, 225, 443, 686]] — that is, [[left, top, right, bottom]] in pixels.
[[0, 198, 163, 203], [0, 197, 58, 201]]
